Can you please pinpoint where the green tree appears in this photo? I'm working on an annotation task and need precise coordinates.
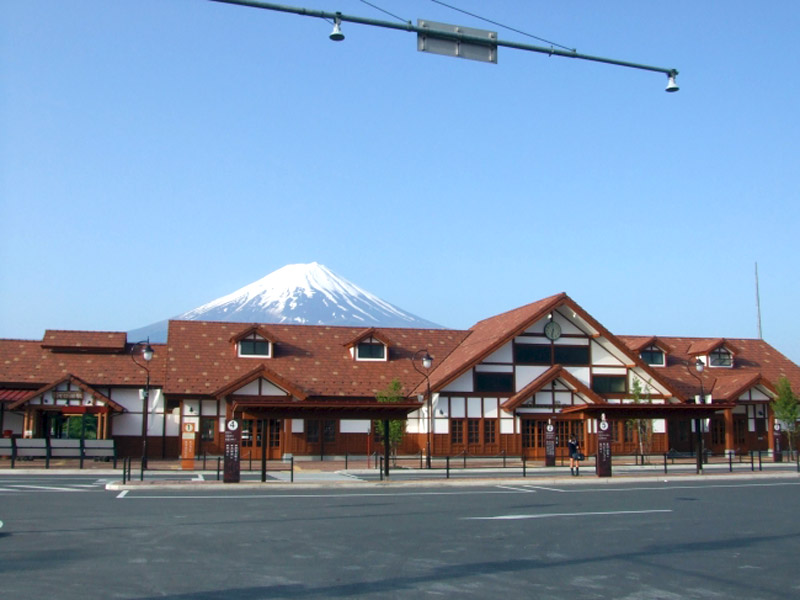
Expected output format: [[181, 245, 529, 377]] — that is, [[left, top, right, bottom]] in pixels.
[[66, 415, 97, 439], [627, 377, 654, 462], [772, 376, 799, 459], [373, 378, 406, 464]]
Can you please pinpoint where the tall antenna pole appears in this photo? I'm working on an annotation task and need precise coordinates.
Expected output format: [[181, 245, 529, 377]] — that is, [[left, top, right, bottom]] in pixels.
[[755, 262, 763, 339]]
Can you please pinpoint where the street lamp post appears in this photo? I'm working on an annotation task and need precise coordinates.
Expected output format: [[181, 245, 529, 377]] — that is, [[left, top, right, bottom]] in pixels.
[[131, 339, 154, 469], [411, 350, 434, 468], [687, 357, 706, 474]]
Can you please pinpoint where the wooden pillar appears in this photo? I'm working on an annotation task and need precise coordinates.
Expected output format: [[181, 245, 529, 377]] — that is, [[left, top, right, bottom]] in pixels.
[[724, 408, 735, 457], [767, 408, 776, 457]]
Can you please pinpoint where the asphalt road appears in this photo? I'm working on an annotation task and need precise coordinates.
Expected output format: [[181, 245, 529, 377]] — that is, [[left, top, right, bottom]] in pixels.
[[1, 475, 799, 599]]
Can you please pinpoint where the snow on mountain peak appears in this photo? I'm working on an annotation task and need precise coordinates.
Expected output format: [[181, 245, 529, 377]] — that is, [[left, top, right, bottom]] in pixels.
[[129, 262, 443, 342]]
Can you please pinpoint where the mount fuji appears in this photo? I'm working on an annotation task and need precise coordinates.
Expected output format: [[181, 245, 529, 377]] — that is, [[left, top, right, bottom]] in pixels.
[[128, 262, 443, 343]]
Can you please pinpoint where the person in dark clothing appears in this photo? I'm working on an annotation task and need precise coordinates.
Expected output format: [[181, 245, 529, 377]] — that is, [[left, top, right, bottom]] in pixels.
[[568, 434, 581, 476]]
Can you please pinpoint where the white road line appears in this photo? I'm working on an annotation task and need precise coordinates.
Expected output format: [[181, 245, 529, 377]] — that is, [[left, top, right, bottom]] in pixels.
[[11, 484, 84, 492], [554, 481, 800, 494], [464, 509, 673, 521], [495, 485, 537, 493], [115, 489, 530, 500], [117, 490, 128, 499], [0, 487, 22, 492]]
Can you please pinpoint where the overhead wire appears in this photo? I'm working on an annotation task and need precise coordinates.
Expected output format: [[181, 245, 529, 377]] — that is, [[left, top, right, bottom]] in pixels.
[[357, 0, 410, 24], [429, 0, 576, 53]]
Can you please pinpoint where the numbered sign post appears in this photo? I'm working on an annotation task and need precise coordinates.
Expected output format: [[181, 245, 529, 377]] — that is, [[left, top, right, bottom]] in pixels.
[[181, 423, 196, 470], [224, 419, 242, 483], [596, 415, 612, 477], [544, 421, 556, 467], [774, 422, 783, 463]]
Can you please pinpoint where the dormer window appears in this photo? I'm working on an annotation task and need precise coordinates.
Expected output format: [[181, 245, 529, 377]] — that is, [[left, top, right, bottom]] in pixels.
[[640, 345, 665, 366], [709, 347, 733, 367], [356, 337, 386, 361], [238, 333, 271, 358]]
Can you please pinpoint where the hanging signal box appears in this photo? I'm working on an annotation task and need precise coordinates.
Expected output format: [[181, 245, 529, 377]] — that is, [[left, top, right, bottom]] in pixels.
[[417, 19, 498, 64]]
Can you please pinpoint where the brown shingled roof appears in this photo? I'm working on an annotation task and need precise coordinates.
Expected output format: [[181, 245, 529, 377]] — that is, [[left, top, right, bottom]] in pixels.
[[164, 320, 469, 399], [42, 330, 128, 352], [0, 338, 167, 388], [618, 336, 800, 402]]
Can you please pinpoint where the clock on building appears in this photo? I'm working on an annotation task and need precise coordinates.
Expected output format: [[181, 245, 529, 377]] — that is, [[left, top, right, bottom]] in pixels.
[[544, 320, 562, 341]]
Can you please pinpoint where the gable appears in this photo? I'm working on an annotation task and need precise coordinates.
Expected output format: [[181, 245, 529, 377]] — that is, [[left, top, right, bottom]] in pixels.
[[234, 377, 289, 397], [437, 297, 678, 401]]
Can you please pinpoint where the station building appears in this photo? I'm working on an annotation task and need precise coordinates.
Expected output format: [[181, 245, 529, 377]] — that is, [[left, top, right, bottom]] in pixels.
[[1, 293, 798, 461]]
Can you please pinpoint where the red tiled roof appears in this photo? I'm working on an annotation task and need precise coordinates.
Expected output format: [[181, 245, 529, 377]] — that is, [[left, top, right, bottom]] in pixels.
[[0, 389, 32, 402], [164, 320, 470, 399], [0, 338, 167, 388], [42, 330, 128, 352], [619, 336, 800, 401]]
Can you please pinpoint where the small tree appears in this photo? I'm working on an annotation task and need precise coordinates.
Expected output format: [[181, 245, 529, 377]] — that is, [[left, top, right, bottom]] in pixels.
[[772, 376, 799, 459], [627, 377, 654, 462], [373, 379, 406, 464]]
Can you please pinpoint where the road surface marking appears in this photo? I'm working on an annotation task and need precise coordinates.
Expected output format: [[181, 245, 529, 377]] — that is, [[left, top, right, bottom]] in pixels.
[[464, 509, 673, 520]]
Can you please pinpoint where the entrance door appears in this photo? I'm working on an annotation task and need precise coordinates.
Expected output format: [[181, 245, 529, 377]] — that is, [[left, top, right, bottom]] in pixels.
[[241, 418, 282, 460]]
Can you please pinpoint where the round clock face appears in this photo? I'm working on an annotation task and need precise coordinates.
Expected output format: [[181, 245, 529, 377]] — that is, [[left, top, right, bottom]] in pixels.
[[544, 321, 562, 341]]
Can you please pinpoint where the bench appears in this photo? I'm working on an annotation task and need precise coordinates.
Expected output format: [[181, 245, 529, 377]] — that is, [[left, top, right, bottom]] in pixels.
[[83, 440, 117, 467], [0, 438, 13, 459], [3, 438, 116, 469], [13, 438, 49, 467]]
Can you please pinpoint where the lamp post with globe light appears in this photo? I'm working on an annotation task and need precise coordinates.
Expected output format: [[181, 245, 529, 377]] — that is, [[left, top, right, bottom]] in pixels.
[[131, 339, 154, 469], [411, 350, 434, 468], [686, 357, 706, 474]]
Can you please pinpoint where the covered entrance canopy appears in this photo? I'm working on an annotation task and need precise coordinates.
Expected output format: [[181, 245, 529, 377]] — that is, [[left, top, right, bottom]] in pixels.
[[560, 402, 736, 420], [230, 397, 423, 420]]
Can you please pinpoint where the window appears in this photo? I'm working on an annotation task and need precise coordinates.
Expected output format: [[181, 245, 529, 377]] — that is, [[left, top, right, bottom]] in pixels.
[[323, 420, 336, 443], [592, 375, 627, 394], [467, 419, 480, 444], [553, 345, 590, 366], [239, 334, 271, 357], [200, 417, 216, 442], [640, 345, 665, 366], [514, 344, 551, 365], [306, 420, 320, 443], [268, 420, 281, 448], [242, 420, 254, 447], [484, 420, 496, 445], [451, 419, 464, 445], [711, 419, 725, 445], [709, 348, 733, 367], [513, 343, 590, 366], [475, 372, 514, 393], [624, 421, 635, 443], [307, 419, 335, 443], [356, 339, 386, 360], [522, 420, 536, 448], [734, 419, 747, 444]]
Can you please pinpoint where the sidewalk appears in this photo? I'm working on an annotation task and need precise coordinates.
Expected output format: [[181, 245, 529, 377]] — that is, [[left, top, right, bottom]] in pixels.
[[3, 456, 798, 490]]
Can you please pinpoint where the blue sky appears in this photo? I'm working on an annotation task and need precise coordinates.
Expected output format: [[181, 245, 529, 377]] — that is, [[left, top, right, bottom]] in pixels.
[[2, 1, 799, 364]]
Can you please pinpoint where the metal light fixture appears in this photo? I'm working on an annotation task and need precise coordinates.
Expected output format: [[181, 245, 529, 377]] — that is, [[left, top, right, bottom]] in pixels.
[[411, 349, 434, 468], [686, 356, 706, 474], [329, 14, 345, 41], [665, 71, 679, 92], [131, 338, 154, 470]]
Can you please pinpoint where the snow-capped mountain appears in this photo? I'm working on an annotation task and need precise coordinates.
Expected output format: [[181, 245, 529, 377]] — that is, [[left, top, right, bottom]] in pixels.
[[129, 262, 443, 343]]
